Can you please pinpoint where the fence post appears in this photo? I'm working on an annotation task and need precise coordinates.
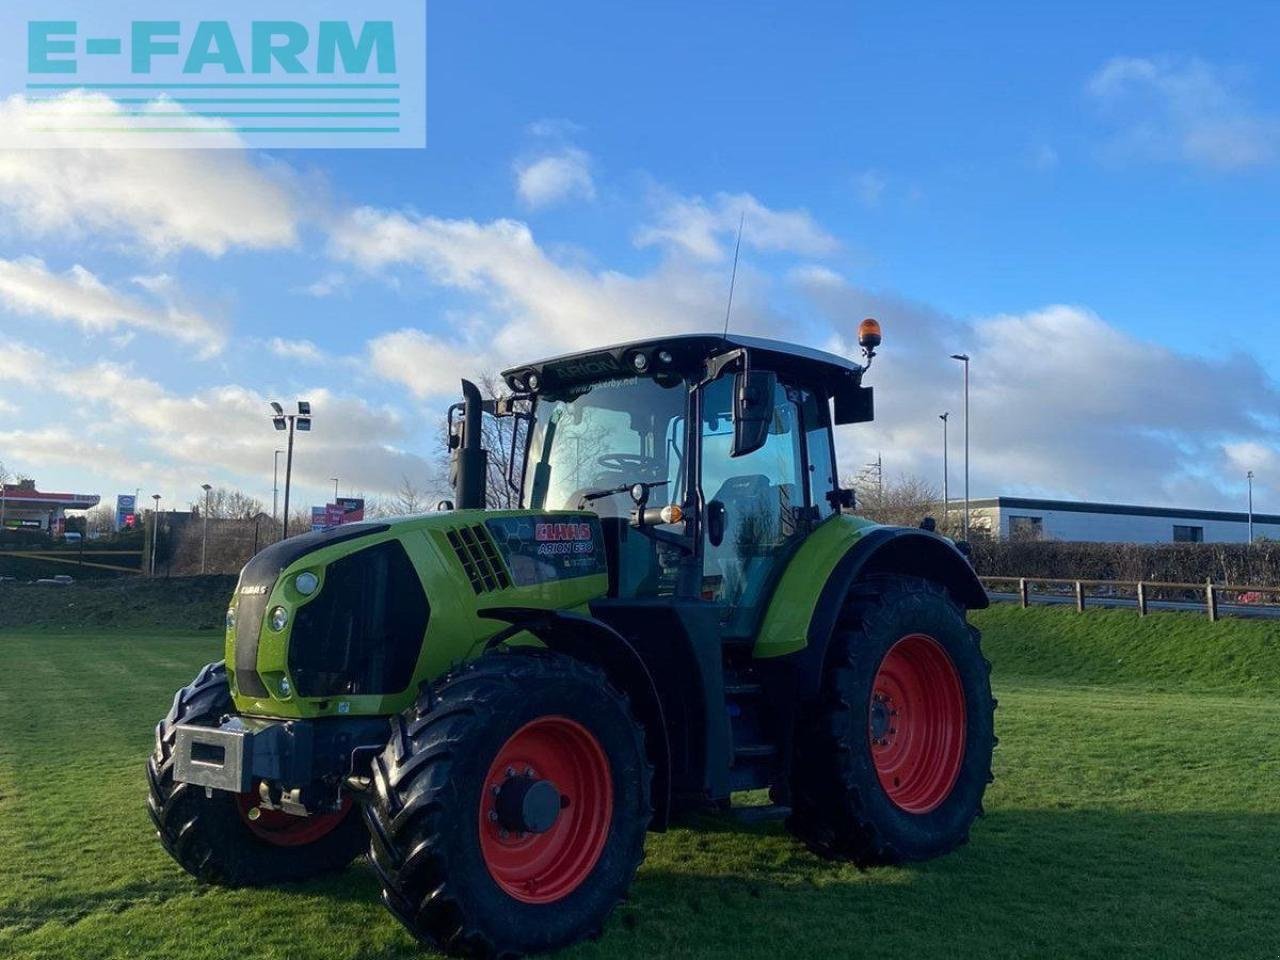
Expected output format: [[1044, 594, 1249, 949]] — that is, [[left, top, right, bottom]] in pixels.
[[1137, 581, 1147, 617], [1019, 578, 1028, 608], [1075, 580, 1085, 613], [1206, 580, 1217, 622]]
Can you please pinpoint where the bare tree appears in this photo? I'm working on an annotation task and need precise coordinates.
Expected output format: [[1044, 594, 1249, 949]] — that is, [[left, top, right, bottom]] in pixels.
[[85, 504, 116, 537], [425, 373, 527, 510], [198, 487, 266, 520], [386, 474, 426, 516], [847, 471, 945, 529], [479, 373, 524, 509], [0, 460, 10, 530]]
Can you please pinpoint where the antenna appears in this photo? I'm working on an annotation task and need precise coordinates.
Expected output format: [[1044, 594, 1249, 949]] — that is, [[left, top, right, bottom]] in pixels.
[[721, 211, 746, 343]]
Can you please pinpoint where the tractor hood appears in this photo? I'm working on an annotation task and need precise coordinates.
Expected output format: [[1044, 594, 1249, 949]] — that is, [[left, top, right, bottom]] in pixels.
[[225, 510, 610, 720]]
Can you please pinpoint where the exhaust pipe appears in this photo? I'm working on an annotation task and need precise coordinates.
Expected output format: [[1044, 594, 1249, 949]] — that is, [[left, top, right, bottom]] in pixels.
[[454, 379, 488, 509]]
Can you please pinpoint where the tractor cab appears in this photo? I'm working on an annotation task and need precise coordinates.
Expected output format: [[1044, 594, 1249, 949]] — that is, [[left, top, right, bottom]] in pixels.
[[472, 333, 877, 637]]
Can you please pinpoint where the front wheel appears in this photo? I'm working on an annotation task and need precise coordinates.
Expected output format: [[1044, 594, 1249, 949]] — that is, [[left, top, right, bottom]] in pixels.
[[364, 649, 651, 958], [787, 576, 996, 864], [146, 661, 366, 885]]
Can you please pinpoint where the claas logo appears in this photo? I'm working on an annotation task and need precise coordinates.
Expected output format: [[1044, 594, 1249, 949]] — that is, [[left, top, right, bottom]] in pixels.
[[535, 522, 593, 542]]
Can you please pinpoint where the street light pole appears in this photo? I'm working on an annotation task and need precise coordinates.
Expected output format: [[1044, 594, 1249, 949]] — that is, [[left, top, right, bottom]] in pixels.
[[273, 450, 283, 526], [282, 418, 296, 538], [950, 354, 971, 539], [149, 494, 161, 577], [200, 483, 212, 574], [271, 401, 312, 540], [939, 412, 950, 528], [1247, 471, 1255, 544]]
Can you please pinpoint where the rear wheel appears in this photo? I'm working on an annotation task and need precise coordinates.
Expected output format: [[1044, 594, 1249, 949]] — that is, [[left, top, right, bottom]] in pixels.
[[365, 649, 651, 958], [787, 576, 995, 864], [147, 661, 366, 885]]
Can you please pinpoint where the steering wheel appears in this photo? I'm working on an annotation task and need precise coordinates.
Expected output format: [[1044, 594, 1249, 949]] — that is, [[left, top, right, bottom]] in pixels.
[[596, 453, 663, 476]]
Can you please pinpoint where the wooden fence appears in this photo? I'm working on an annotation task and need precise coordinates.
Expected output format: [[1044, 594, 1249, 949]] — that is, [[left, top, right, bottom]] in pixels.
[[981, 576, 1280, 621]]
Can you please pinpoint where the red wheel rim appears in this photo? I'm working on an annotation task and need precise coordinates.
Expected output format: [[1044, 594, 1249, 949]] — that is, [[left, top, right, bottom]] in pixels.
[[478, 716, 613, 904], [235, 790, 352, 847], [869, 634, 967, 814]]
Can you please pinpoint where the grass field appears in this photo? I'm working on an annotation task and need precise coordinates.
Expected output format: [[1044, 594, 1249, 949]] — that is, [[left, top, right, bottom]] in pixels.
[[1, 607, 1278, 959]]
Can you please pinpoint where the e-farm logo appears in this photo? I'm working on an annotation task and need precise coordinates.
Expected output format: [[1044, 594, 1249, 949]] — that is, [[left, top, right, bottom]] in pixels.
[[3, 1, 425, 148]]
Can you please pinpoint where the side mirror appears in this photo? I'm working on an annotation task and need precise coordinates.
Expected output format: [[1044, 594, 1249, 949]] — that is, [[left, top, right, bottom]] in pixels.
[[706, 500, 727, 547], [732, 370, 776, 458]]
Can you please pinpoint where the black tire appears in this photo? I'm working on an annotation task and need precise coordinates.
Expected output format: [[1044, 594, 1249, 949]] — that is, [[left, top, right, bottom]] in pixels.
[[787, 576, 996, 865], [365, 649, 652, 958], [147, 661, 366, 885]]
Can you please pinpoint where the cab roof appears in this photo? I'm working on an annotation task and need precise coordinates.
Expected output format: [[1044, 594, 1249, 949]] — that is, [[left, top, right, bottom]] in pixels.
[[502, 333, 862, 396]]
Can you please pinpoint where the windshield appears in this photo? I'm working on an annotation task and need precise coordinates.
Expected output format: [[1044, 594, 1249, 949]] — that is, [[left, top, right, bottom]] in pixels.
[[523, 378, 687, 512]]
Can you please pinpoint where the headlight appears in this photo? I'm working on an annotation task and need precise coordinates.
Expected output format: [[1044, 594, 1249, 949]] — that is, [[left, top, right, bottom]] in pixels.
[[269, 606, 289, 632], [225, 606, 236, 630], [278, 676, 291, 697], [295, 572, 319, 596]]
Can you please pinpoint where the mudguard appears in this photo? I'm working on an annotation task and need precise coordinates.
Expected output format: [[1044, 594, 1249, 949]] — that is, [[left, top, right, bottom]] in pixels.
[[754, 516, 987, 700]]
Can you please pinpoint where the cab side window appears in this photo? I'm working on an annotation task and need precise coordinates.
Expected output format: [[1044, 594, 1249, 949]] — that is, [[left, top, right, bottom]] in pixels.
[[798, 387, 837, 517], [700, 375, 805, 617]]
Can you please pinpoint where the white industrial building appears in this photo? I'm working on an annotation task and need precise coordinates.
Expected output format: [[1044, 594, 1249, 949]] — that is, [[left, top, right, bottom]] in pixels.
[[964, 497, 1280, 544]]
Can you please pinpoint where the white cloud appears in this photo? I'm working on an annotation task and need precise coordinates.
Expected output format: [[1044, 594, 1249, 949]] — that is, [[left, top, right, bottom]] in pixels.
[[0, 427, 154, 481], [1222, 441, 1280, 495], [1088, 56, 1277, 171], [267, 337, 327, 364], [329, 207, 790, 385], [367, 329, 480, 399], [0, 341, 46, 384], [0, 397, 18, 415], [0, 342, 439, 500], [793, 269, 1280, 507], [514, 147, 596, 209], [0, 257, 224, 354], [295, 272, 348, 298], [0, 93, 301, 255], [855, 170, 888, 207], [635, 190, 838, 262]]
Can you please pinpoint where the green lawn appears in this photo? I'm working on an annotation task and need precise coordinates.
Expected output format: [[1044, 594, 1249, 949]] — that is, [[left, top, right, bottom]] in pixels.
[[1, 610, 1278, 959]]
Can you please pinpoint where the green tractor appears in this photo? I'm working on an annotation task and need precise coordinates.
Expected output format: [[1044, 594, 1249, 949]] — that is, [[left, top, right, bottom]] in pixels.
[[149, 325, 995, 957]]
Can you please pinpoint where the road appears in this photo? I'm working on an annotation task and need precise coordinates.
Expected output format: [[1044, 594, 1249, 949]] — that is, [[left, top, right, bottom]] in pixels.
[[987, 591, 1280, 620]]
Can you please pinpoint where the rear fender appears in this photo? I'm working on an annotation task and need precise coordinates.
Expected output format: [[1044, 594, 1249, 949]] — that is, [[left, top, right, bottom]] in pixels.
[[796, 527, 987, 700], [480, 607, 671, 831]]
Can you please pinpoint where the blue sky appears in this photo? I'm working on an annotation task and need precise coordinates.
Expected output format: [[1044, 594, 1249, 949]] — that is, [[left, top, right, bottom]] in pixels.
[[1, 0, 1279, 515]]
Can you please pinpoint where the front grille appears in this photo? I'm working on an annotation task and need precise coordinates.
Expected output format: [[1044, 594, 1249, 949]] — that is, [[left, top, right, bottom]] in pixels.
[[289, 539, 430, 698], [447, 525, 512, 593], [231, 522, 390, 699]]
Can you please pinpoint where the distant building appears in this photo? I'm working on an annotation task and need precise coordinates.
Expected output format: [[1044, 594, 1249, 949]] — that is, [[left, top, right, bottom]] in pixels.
[[0, 480, 101, 536], [964, 496, 1280, 544]]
